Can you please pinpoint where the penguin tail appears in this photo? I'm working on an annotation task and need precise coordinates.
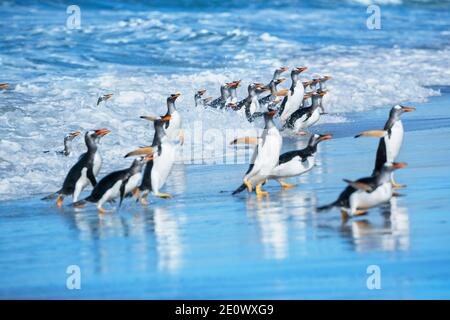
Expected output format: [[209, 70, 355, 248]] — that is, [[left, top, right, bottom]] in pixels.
[[232, 183, 246, 195], [41, 190, 62, 201], [71, 196, 92, 208], [316, 201, 338, 212]]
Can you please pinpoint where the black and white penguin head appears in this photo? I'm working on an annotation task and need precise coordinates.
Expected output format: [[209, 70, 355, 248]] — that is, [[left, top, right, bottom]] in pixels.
[[64, 130, 81, 142], [309, 134, 333, 147], [85, 129, 110, 143], [391, 104, 416, 118], [167, 92, 181, 103], [273, 67, 288, 79]]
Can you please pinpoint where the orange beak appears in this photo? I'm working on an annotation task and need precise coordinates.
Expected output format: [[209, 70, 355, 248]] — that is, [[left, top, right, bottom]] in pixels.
[[320, 134, 333, 140], [323, 75, 332, 81], [161, 116, 172, 121], [392, 162, 407, 169], [170, 92, 181, 100], [197, 89, 207, 95], [267, 110, 277, 116], [296, 67, 308, 72], [402, 107, 416, 112], [94, 129, 110, 136], [254, 83, 264, 87], [276, 78, 286, 84]]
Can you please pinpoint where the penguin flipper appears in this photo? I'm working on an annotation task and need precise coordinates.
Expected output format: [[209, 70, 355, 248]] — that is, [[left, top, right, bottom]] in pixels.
[[87, 167, 97, 187], [41, 189, 62, 201], [316, 201, 338, 212], [119, 180, 127, 207], [343, 179, 374, 192]]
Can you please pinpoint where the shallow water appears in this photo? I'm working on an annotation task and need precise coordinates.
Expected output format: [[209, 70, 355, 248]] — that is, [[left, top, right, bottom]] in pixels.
[[1, 0, 450, 299], [1, 92, 450, 299]]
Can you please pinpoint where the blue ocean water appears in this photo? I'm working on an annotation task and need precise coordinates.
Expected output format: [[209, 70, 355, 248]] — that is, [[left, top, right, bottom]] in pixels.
[[0, 0, 450, 299]]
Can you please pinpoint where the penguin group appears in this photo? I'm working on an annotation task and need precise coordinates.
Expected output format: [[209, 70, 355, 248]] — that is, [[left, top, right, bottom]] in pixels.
[[40, 66, 414, 220]]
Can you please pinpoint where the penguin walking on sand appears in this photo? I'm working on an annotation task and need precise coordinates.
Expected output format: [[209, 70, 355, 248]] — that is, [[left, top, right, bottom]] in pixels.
[[42, 129, 110, 207], [267, 133, 333, 188], [317, 163, 407, 220], [231, 109, 282, 196], [124, 117, 176, 205], [72, 155, 151, 214], [355, 105, 415, 187]]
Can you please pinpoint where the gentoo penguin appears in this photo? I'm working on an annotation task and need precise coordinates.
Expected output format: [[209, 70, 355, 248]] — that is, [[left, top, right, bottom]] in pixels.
[[225, 80, 241, 108], [142, 93, 183, 144], [43, 131, 81, 156], [97, 93, 113, 106], [0, 83, 9, 90], [261, 67, 288, 91], [317, 162, 407, 220], [42, 129, 110, 207], [284, 91, 326, 134], [125, 117, 176, 205], [59, 131, 81, 156], [231, 109, 282, 196], [258, 78, 286, 108], [267, 134, 333, 188], [278, 67, 308, 121], [209, 83, 231, 109], [194, 89, 212, 107], [318, 75, 332, 112], [72, 155, 151, 213], [234, 83, 268, 122], [355, 105, 415, 187]]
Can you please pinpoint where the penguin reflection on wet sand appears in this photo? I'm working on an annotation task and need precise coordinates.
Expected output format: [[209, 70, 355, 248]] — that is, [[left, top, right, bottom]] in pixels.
[[42, 129, 110, 207], [72, 155, 152, 214], [317, 162, 407, 220], [355, 105, 415, 188], [125, 117, 176, 205]]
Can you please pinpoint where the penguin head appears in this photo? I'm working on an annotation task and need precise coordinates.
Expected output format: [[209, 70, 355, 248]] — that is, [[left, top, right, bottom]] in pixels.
[[85, 129, 110, 144], [391, 104, 416, 117], [309, 134, 333, 147], [64, 130, 81, 142], [167, 93, 181, 103]]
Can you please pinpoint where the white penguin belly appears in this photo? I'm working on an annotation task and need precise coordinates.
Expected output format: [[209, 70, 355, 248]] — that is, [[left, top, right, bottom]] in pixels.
[[295, 109, 320, 131], [349, 183, 392, 212], [124, 173, 142, 195], [270, 156, 314, 179], [151, 143, 176, 192], [387, 120, 404, 161], [281, 84, 303, 120], [166, 111, 181, 140], [93, 152, 102, 176], [98, 180, 122, 207]]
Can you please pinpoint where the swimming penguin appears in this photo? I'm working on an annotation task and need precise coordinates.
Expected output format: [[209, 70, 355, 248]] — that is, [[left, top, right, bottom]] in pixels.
[[209, 83, 231, 109], [141, 93, 183, 144], [267, 134, 333, 188], [278, 67, 308, 121], [234, 83, 269, 121], [72, 155, 151, 213], [124, 117, 176, 205], [42, 129, 110, 207], [194, 89, 212, 107], [261, 67, 289, 91], [58, 131, 81, 156], [97, 93, 113, 106], [231, 109, 282, 196], [318, 75, 332, 112], [355, 105, 415, 187], [225, 80, 241, 108], [317, 162, 407, 220], [284, 91, 326, 134], [258, 78, 286, 108]]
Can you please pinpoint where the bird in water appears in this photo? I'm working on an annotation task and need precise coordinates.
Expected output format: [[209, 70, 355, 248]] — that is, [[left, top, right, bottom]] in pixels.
[[194, 89, 212, 107], [97, 93, 113, 106], [317, 75, 332, 112], [141, 93, 184, 145], [278, 67, 308, 121], [0, 83, 10, 90], [258, 78, 287, 108], [124, 117, 176, 205], [261, 67, 289, 91], [231, 109, 282, 197], [267, 133, 333, 189], [43, 131, 81, 156], [208, 82, 231, 109], [355, 105, 415, 188], [234, 83, 269, 122], [42, 129, 110, 207], [225, 80, 241, 108], [72, 155, 152, 214], [283, 91, 326, 135], [317, 162, 407, 221]]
